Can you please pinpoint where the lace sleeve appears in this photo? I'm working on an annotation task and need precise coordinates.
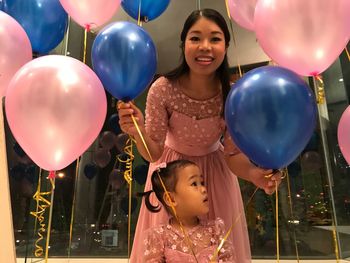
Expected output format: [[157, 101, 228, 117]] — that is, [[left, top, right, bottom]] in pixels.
[[145, 77, 170, 147], [142, 227, 165, 263], [214, 218, 237, 262], [223, 128, 241, 157]]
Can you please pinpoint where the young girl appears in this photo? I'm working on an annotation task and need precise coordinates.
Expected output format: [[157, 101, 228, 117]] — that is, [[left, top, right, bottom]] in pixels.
[[139, 159, 236, 262], [118, 8, 281, 262]]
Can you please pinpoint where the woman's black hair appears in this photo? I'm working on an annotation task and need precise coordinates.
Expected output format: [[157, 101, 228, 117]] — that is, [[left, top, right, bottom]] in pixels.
[[164, 8, 231, 110], [138, 159, 196, 213]]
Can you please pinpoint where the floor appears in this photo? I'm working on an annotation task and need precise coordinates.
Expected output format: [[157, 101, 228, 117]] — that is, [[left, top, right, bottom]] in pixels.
[[16, 259, 350, 263]]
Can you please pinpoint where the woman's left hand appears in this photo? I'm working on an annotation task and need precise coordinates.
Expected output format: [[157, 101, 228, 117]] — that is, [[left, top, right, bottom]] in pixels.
[[249, 167, 283, 195]]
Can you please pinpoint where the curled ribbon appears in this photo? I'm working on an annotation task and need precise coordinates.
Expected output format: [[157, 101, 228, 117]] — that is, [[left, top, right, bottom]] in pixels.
[[30, 171, 55, 260]]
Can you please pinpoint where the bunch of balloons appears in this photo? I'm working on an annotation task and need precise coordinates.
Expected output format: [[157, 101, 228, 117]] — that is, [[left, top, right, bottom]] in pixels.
[[227, 0, 349, 77]]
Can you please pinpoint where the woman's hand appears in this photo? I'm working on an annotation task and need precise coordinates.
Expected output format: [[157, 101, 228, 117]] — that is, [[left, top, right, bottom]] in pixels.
[[117, 101, 145, 138], [249, 166, 282, 195]]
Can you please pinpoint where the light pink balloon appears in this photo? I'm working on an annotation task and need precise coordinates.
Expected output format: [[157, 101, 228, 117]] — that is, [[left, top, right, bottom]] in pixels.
[[228, 0, 257, 31], [0, 11, 32, 98], [255, 0, 350, 76], [59, 0, 121, 29], [5, 55, 107, 171], [338, 106, 350, 165]]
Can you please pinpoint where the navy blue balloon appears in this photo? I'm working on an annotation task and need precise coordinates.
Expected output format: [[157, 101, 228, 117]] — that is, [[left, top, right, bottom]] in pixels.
[[121, 196, 138, 215], [13, 142, 26, 157], [121, 0, 170, 22], [225, 66, 317, 169], [134, 164, 149, 185], [84, 163, 98, 180], [3, 0, 68, 54], [108, 113, 122, 134], [92, 21, 157, 101]]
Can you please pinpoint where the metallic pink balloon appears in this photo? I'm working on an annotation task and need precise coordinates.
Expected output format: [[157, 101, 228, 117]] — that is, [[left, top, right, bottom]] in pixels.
[[59, 0, 121, 29], [228, 0, 257, 31], [5, 55, 107, 171], [338, 106, 350, 165], [0, 11, 32, 98], [255, 0, 350, 76]]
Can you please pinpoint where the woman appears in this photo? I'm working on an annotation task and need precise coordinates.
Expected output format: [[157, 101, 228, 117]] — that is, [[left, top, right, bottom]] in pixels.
[[118, 8, 281, 263]]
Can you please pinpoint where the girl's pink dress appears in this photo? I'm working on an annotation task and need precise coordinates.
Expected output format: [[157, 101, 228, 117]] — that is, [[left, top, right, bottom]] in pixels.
[[141, 217, 236, 262], [130, 77, 251, 263]]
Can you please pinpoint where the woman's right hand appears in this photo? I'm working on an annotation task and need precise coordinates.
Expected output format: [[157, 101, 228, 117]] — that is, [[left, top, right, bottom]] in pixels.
[[117, 101, 145, 138]]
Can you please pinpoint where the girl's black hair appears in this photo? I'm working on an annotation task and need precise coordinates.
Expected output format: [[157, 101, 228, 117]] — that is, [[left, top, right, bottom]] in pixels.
[[164, 8, 231, 110], [138, 159, 196, 213]]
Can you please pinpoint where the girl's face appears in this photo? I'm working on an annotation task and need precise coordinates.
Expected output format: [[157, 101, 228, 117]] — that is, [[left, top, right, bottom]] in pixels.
[[184, 17, 227, 77], [172, 164, 209, 217]]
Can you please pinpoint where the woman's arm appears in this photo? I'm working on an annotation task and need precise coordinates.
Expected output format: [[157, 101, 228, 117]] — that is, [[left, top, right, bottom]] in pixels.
[[225, 153, 281, 195]]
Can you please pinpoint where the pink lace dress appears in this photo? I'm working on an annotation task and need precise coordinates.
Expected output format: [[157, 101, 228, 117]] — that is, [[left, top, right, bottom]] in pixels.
[[141, 217, 236, 262], [130, 77, 251, 263]]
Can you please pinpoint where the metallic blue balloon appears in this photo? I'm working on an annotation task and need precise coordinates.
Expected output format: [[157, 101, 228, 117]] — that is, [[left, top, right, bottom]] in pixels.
[[121, 0, 170, 22], [3, 0, 68, 54], [225, 66, 317, 169], [92, 21, 157, 101]]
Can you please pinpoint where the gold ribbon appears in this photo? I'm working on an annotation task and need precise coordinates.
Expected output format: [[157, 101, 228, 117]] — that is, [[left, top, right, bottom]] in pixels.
[[83, 26, 90, 64], [137, 0, 143, 27], [118, 137, 135, 258], [345, 47, 350, 62], [224, 0, 242, 77], [211, 187, 259, 261], [68, 157, 81, 257], [315, 75, 325, 104], [30, 171, 55, 262]]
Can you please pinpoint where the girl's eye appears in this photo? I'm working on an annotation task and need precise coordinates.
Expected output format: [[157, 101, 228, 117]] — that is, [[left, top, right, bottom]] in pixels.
[[191, 182, 197, 186], [201, 181, 205, 186]]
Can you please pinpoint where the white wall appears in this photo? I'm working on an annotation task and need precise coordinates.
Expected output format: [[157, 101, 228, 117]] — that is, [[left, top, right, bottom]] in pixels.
[[105, 0, 269, 74]]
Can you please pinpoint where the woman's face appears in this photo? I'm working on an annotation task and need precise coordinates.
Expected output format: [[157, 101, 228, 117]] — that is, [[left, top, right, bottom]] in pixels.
[[184, 17, 227, 77]]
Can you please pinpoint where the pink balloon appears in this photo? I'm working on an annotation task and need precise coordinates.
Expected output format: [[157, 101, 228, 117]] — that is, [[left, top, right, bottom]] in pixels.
[[255, 0, 350, 76], [59, 0, 121, 29], [228, 0, 257, 31], [338, 106, 350, 165], [0, 11, 32, 98], [5, 55, 107, 171]]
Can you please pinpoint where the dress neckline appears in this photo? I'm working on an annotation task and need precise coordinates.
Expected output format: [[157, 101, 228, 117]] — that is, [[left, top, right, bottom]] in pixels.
[[174, 79, 222, 103]]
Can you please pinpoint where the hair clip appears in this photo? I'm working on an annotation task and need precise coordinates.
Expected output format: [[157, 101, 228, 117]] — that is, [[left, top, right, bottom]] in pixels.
[[155, 162, 167, 171]]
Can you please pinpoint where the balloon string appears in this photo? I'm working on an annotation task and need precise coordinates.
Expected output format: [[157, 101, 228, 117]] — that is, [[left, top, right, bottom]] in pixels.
[[211, 186, 259, 261], [137, 0, 143, 26], [224, 0, 242, 77], [44, 177, 55, 263], [224, 0, 231, 19], [345, 47, 350, 62], [285, 169, 300, 262], [30, 172, 55, 260], [118, 137, 135, 258], [83, 25, 90, 64], [315, 75, 325, 104], [197, 0, 201, 10], [129, 114, 199, 262], [68, 157, 81, 258], [275, 181, 280, 263]]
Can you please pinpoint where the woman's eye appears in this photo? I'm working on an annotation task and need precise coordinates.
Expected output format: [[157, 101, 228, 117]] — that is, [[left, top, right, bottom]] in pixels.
[[190, 36, 200, 41], [211, 37, 222, 42], [191, 182, 197, 186], [201, 181, 205, 186]]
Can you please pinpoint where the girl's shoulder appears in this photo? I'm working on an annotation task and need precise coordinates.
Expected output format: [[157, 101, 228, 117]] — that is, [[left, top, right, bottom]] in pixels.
[[203, 217, 226, 235]]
